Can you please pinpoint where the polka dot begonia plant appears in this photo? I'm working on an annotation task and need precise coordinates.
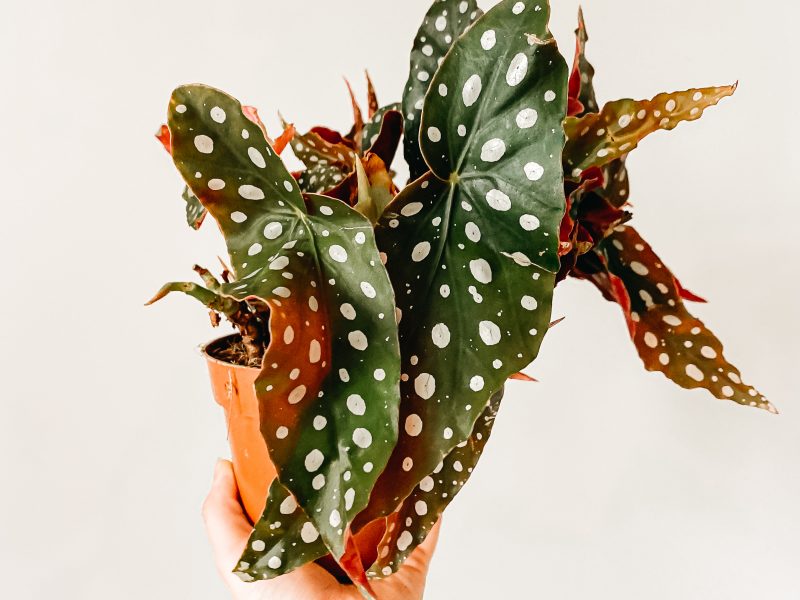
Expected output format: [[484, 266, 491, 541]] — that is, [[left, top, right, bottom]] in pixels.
[[149, 0, 775, 594]]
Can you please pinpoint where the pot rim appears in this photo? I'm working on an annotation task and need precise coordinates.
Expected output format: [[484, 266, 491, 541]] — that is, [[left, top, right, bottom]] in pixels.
[[199, 333, 261, 372]]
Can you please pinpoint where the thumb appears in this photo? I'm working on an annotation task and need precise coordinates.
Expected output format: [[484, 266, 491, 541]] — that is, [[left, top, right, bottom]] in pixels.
[[202, 459, 254, 574], [402, 517, 442, 575]]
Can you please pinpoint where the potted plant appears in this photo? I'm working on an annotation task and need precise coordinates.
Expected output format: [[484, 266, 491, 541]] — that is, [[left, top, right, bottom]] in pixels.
[[149, 0, 774, 595]]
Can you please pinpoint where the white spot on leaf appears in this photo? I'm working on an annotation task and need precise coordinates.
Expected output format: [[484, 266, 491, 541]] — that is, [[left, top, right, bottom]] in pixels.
[[405, 414, 423, 437], [516, 108, 538, 129], [462, 74, 482, 107], [348, 331, 369, 351], [524, 162, 545, 181], [481, 30, 496, 50], [239, 185, 265, 200], [469, 258, 492, 284], [194, 135, 214, 154], [328, 245, 348, 263], [506, 53, 528, 87], [263, 222, 282, 239], [248, 147, 266, 168], [479, 320, 501, 345], [304, 449, 324, 472], [431, 323, 451, 348], [210, 106, 226, 123], [480, 138, 506, 162], [486, 189, 511, 211]]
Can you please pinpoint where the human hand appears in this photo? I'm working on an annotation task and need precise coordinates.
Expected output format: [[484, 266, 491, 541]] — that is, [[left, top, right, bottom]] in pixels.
[[203, 459, 441, 600]]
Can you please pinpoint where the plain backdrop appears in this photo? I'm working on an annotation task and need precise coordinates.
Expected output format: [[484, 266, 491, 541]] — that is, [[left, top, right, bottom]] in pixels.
[[1, 1, 798, 598]]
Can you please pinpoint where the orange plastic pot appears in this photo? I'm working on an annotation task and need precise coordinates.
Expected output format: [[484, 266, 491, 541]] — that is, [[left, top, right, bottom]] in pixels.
[[202, 334, 385, 576]]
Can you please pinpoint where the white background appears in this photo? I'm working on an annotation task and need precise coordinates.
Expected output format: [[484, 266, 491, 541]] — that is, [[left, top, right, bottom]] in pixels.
[[1, 1, 798, 598]]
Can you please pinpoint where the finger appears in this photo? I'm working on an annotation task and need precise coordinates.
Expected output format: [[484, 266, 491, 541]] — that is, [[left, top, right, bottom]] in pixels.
[[416, 517, 442, 560], [202, 459, 253, 573], [401, 518, 442, 575]]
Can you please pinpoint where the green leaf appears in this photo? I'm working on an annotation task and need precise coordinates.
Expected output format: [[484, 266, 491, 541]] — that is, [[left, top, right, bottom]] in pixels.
[[357, 0, 568, 536], [564, 84, 737, 178], [234, 480, 328, 582], [563, 8, 632, 208], [156, 124, 209, 229], [402, 0, 482, 182], [167, 85, 402, 577], [588, 225, 775, 413], [145, 280, 239, 315], [290, 127, 355, 194], [182, 185, 207, 229], [292, 107, 402, 199], [361, 103, 401, 159], [368, 387, 504, 577]]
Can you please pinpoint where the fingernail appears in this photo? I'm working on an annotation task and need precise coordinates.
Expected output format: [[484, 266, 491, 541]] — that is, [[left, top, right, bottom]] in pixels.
[[213, 458, 225, 481]]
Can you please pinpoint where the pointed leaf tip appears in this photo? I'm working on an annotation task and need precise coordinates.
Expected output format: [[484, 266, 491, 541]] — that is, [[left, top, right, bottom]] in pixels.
[[564, 85, 737, 175], [590, 225, 775, 413], [401, 0, 483, 181]]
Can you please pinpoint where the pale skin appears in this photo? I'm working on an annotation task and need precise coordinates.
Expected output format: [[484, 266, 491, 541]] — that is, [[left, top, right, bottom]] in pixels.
[[203, 459, 442, 600]]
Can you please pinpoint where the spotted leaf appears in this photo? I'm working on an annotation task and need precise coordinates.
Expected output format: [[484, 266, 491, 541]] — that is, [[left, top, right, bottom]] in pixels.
[[590, 225, 775, 413], [563, 8, 633, 208], [568, 7, 598, 117], [402, 0, 482, 182], [564, 84, 737, 178], [357, 0, 568, 534], [361, 103, 401, 161], [234, 480, 328, 582], [325, 110, 403, 209], [369, 388, 504, 577], [344, 79, 366, 155], [366, 71, 380, 118], [181, 185, 207, 229], [596, 155, 631, 208], [290, 125, 356, 194], [293, 107, 402, 198], [167, 85, 402, 573]]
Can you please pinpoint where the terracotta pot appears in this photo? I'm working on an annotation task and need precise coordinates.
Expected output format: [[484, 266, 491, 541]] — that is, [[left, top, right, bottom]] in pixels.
[[201, 334, 385, 577]]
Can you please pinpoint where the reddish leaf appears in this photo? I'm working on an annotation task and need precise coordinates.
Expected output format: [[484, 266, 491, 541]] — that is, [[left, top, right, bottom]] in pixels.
[[557, 167, 619, 281], [587, 225, 775, 412], [365, 70, 379, 118], [242, 105, 269, 138], [364, 108, 402, 168], [310, 126, 348, 146], [272, 123, 296, 155], [344, 78, 365, 154], [368, 389, 504, 577], [156, 124, 171, 153], [568, 8, 598, 117], [564, 84, 737, 178], [575, 249, 636, 336], [290, 126, 355, 194], [598, 155, 631, 208], [675, 277, 708, 303], [509, 372, 538, 382], [299, 108, 402, 203]]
